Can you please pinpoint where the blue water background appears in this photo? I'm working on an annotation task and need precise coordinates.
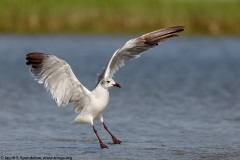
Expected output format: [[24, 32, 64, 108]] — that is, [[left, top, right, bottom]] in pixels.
[[0, 35, 240, 159]]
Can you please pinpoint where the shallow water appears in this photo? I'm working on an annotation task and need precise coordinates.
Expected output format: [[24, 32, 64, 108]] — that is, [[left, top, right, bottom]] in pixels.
[[0, 35, 240, 160]]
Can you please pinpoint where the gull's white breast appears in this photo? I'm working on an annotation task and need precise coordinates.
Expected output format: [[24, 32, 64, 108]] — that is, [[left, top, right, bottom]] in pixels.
[[72, 87, 109, 124]]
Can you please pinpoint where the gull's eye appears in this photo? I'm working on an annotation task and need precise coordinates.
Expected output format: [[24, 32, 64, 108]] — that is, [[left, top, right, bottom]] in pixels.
[[107, 81, 110, 83]]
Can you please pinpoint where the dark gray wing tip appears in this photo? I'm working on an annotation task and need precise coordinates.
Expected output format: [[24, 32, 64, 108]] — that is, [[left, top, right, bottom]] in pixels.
[[144, 26, 185, 45]]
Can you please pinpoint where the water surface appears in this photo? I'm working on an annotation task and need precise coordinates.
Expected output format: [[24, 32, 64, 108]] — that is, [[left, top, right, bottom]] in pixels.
[[0, 35, 240, 159]]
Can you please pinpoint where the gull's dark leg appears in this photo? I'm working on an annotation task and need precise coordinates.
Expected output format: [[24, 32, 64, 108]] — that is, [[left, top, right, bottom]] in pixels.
[[92, 125, 108, 149], [102, 122, 122, 144]]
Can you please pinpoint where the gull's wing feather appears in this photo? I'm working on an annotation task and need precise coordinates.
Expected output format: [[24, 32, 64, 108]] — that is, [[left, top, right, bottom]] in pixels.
[[26, 53, 90, 113], [98, 26, 185, 82]]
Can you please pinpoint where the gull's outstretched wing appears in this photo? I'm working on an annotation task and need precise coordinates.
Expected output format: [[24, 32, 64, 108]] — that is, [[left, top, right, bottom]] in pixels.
[[98, 26, 185, 83], [26, 53, 91, 113]]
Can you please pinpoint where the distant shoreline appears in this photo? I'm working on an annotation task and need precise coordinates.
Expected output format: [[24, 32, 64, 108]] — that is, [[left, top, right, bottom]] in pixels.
[[0, 0, 239, 35]]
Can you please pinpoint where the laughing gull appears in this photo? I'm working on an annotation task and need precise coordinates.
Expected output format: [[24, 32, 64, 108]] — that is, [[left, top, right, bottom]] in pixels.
[[26, 26, 184, 149]]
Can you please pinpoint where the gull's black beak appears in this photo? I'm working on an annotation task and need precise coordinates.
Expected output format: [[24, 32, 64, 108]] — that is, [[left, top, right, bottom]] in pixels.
[[113, 83, 122, 88]]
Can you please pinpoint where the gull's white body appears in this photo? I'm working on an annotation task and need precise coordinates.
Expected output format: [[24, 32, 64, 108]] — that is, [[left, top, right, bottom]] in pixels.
[[72, 84, 110, 124], [26, 26, 184, 148]]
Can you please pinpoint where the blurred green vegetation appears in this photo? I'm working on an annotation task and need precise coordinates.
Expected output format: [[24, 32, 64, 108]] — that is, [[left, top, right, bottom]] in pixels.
[[0, 0, 239, 35]]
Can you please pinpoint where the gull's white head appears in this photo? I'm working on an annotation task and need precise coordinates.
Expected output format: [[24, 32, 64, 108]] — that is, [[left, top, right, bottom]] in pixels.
[[100, 78, 121, 89]]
